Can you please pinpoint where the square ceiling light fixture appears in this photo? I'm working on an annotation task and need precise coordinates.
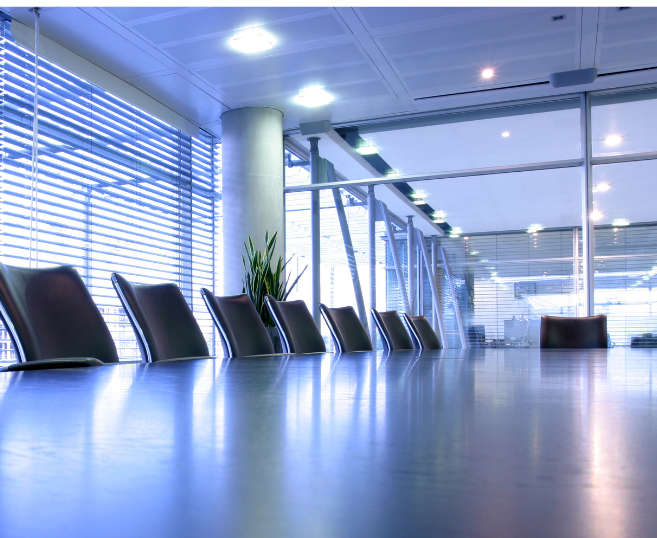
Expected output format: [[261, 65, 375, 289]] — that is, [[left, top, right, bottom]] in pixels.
[[295, 86, 333, 107], [356, 143, 379, 156], [230, 28, 275, 54]]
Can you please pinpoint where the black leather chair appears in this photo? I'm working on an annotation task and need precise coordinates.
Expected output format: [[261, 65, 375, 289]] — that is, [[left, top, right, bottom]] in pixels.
[[540, 315, 608, 348], [264, 295, 326, 354], [112, 273, 209, 362], [402, 314, 442, 350], [201, 290, 275, 358], [319, 304, 372, 353], [371, 309, 414, 352], [0, 263, 118, 371]]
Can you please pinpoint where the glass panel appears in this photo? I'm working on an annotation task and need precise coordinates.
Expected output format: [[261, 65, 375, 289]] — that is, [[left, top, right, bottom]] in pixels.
[[592, 88, 657, 157], [593, 160, 657, 346], [356, 99, 581, 176]]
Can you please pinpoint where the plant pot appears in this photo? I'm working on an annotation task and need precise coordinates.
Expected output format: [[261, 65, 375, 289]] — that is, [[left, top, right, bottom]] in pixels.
[[266, 326, 283, 353]]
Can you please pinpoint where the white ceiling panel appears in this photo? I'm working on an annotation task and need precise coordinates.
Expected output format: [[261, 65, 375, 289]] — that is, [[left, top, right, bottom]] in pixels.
[[162, 14, 348, 66], [357, 7, 486, 30], [403, 53, 578, 94], [390, 31, 576, 77], [217, 63, 380, 101], [131, 7, 325, 46], [104, 7, 188, 24], [375, 8, 577, 57], [196, 42, 367, 87]]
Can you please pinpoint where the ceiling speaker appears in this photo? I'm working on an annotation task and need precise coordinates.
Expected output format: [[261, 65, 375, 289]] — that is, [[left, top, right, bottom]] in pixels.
[[549, 68, 597, 88]]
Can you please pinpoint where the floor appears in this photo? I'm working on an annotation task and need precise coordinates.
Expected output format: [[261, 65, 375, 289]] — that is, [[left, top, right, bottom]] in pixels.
[[0, 348, 655, 537]]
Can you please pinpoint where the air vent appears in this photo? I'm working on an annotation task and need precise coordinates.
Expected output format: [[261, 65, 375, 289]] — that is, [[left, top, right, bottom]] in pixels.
[[552, 14, 565, 21]]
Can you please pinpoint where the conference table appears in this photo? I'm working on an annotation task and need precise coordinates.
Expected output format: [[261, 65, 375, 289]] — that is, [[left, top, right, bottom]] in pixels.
[[0, 348, 656, 537]]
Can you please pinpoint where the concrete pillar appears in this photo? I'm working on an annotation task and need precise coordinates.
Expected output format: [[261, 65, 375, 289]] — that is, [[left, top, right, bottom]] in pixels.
[[221, 107, 284, 296]]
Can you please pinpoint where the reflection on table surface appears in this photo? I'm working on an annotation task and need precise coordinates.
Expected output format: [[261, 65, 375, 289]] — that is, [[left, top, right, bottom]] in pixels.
[[1, 348, 656, 538]]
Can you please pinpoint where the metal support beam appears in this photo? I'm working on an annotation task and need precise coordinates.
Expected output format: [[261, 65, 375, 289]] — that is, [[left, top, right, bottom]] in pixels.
[[380, 201, 411, 314], [327, 161, 368, 330], [440, 246, 468, 349], [407, 216, 415, 315], [417, 243, 423, 316], [580, 93, 595, 316], [416, 230, 448, 348], [368, 185, 377, 346], [308, 136, 322, 324], [431, 237, 438, 331]]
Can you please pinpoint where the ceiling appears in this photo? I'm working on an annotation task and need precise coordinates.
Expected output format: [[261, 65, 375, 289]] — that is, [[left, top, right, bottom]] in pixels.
[[3, 6, 657, 137], [3, 6, 657, 236]]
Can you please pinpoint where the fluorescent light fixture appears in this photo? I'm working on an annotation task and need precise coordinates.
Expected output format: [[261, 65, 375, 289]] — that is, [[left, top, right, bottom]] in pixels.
[[356, 144, 378, 156], [410, 190, 427, 199], [295, 86, 332, 107], [594, 182, 610, 192], [501, 131, 510, 137], [591, 209, 603, 221], [432, 210, 446, 223], [413, 199, 427, 205], [612, 218, 629, 226], [450, 226, 463, 237], [527, 224, 543, 233], [481, 68, 494, 79], [230, 28, 275, 54], [605, 134, 622, 146], [386, 170, 400, 178]]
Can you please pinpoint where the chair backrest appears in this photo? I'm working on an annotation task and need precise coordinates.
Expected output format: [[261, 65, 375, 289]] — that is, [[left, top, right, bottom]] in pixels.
[[319, 304, 372, 353], [264, 296, 326, 354], [402, 314, 442, 350], [112, 273, 209, 362], [371, 309, 414, 352], [201, 290, 274, 358], [540, 315, 608, 349], [0, 263, 119, 363]]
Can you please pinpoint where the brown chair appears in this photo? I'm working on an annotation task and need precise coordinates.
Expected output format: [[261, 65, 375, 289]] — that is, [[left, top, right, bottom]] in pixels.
[[402, 314, 442, 350], [111, 273, 209, 362], [264, 295, 326, 354], [0, 263, 118, 370], [201, 290, 274, 358], [319, 304, 372, 353], [371, 309, 414, 352], [540, 315, 608, 348]]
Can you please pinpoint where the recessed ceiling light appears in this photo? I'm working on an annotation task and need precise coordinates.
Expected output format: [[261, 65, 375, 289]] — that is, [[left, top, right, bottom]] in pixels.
[[386, 170, 400, 178], [413, 199, 427, 205], [295, 86, 332, 107], [612, 218, 629, 226], [591, 209, 603, 221], [527, 224, 543, 233], [356, 143, 378, 156], [410, 190, 427, 200], [605, 134, 622, 146], [501, 131, 510, 137], [481, 68, 495, 79], [595, 182, 611, 192], [230, 28, 275, 54], [450, 226, 463, 237]]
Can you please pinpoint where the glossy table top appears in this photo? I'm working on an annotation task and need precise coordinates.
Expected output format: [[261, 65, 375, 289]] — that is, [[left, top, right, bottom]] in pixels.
[[1, 348, 656, 538]]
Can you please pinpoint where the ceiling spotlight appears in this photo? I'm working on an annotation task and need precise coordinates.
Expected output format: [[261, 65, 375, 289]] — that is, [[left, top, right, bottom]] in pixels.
[[230, 28, 275, 54], [481, 68, 495, 79], [356, 144, 379, 156], [612, 218, 629, 226], [594, 182, 611, 192], [527, 224, 543, 233], [501, 131, 510, 137], [605, 134, 622, 146], [591, 209, 603, 221], [295, 86, 332, 107]]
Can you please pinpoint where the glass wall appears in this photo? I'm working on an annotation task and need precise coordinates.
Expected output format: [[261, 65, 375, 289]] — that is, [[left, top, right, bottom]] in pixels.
[[0, 22, 222, 364]]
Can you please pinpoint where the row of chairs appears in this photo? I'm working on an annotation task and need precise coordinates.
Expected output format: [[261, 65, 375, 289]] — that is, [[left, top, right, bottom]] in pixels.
[[0, 263, 441, 372]]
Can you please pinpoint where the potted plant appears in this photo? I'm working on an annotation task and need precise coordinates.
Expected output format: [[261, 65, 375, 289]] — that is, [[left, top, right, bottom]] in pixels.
[[243, 231, 306, 351]]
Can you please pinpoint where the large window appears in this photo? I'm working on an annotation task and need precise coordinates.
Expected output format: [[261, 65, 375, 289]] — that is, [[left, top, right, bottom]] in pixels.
[[0, 20, 222, 363]]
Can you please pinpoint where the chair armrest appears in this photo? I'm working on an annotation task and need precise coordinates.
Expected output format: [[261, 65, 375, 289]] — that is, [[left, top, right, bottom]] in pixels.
[[0, 358, 105, 372]]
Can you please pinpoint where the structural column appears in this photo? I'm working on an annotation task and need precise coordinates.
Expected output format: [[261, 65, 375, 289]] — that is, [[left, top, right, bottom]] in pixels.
[[308, 137, 321, 323], [221, 107, 284, 295], [580, 93, 595, 316]]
